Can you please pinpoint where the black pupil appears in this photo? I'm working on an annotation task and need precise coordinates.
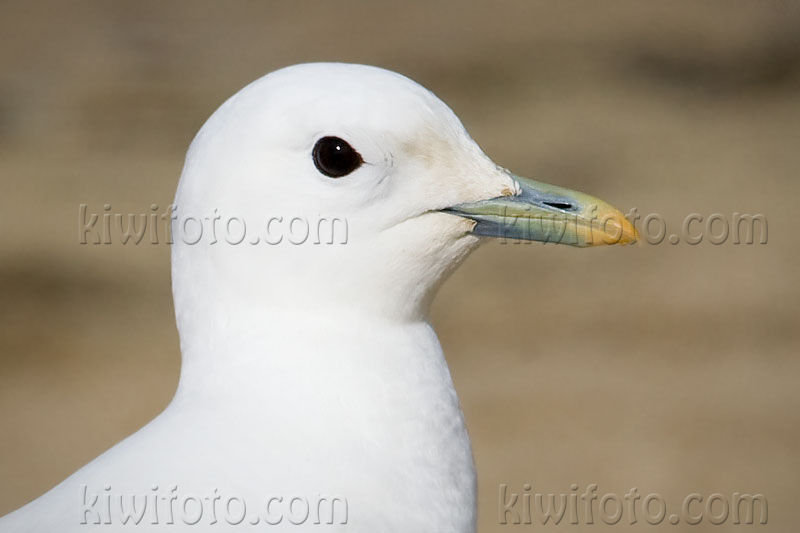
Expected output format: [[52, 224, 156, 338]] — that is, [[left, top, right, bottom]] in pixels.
[[312, 136, 363, 178]]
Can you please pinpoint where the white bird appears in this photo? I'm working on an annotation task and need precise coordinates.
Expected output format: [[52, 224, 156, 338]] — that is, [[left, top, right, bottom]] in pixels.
[[1, 63, 635, 532]]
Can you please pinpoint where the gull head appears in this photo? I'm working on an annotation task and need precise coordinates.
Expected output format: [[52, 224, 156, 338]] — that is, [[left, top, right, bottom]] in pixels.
[[172, 63, 636, 326]]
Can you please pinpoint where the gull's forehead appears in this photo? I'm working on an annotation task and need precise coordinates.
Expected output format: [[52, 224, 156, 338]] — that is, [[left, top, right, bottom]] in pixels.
[[268, 63, 448, 113], [226, 63, 467, 145]]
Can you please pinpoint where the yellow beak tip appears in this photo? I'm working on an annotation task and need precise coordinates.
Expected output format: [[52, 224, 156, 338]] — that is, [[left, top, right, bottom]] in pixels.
[[591, 213, 639, 246]]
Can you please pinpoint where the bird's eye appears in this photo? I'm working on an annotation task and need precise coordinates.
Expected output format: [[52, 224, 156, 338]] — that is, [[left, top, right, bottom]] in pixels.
[[312, 136, 363, 178]]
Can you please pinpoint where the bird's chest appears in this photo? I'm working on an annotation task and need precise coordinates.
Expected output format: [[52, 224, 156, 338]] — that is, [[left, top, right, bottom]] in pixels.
[[211, 335, 477, 530]]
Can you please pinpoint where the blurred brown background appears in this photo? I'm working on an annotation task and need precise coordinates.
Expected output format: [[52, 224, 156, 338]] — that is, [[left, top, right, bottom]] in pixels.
[[1, 1, 798, 531]]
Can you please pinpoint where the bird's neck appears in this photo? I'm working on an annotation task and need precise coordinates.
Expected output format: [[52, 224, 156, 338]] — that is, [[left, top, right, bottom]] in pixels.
[[171, 308, 451, 407]]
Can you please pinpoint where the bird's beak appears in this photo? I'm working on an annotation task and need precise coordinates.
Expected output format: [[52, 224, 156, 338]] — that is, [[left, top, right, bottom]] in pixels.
[[442, 173, 638, 246]]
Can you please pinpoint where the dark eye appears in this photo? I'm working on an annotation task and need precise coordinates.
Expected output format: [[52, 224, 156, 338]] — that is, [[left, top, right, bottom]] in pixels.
[[312, 136, 363, 178]]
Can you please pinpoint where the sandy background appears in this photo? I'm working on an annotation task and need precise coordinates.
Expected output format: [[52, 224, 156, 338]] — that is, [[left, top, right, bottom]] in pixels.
[[1, 1, 798, 531]]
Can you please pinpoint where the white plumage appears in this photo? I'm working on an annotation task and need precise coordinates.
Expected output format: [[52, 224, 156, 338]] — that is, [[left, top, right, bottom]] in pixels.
[[1, 63, 634, 532]]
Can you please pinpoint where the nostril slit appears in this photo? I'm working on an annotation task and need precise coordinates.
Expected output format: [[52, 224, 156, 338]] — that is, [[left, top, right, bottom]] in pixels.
[[543, 201, 573, 210]]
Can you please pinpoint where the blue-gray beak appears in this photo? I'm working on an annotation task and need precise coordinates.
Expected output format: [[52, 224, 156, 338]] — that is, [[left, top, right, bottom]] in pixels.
[[442, 173, 637, 246]]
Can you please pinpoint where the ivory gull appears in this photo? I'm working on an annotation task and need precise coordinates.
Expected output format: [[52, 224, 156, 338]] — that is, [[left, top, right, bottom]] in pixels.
[[0, 63, 635, 532]]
